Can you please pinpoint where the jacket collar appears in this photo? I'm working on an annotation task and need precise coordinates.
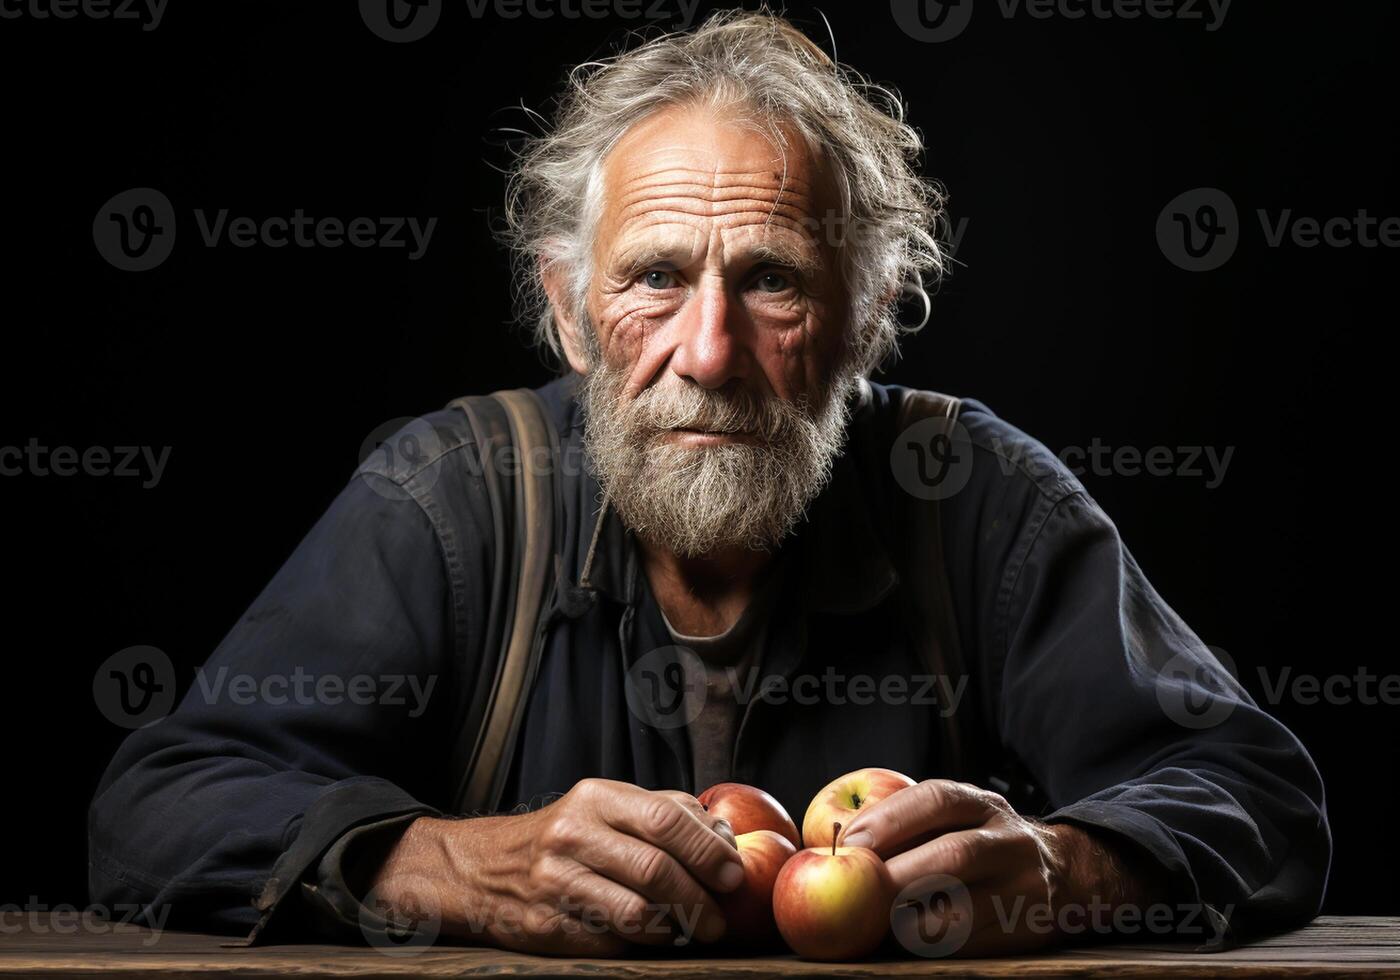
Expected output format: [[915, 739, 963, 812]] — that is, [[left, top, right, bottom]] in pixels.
[[569, 377, 900, 617]]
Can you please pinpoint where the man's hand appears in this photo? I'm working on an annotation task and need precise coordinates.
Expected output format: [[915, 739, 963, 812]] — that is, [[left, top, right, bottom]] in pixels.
[[837, 779, 1168, 956], [366, 779, 744, 956]]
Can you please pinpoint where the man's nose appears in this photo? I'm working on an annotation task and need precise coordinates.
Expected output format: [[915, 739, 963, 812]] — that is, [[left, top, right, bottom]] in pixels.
[[667, 278, 750, 389]]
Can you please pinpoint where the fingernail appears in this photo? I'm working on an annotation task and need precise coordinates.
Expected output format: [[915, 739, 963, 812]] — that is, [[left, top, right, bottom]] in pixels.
[[714, 818, 736, 847], [718, 860, 745, 891], [842, 830, 874, 849]]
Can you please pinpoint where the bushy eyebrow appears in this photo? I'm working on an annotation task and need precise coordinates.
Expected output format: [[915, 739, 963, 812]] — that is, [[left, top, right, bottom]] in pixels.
[[607, 236, 822, 280], [745, 240, 822, 277], [609, 242, 690, 280]]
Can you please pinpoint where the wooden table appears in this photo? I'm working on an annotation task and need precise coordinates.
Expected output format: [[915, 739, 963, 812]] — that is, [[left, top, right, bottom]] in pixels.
[[0, 914, 1395, 977]]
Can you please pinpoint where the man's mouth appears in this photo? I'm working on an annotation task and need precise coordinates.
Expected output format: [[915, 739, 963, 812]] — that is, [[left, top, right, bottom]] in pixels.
[[664, 426, 757, 441]]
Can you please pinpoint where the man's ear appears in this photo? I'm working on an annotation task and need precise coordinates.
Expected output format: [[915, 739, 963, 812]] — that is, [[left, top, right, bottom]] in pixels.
[[540, 258, 591, 375]]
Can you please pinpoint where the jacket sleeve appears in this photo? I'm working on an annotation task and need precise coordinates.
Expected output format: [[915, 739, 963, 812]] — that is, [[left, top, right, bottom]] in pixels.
[[992, 487, 1331, 943], [87, 463, 475, 942]]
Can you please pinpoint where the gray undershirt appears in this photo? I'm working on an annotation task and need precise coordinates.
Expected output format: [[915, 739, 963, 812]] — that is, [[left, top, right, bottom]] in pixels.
[[660, 557, 787, 792]]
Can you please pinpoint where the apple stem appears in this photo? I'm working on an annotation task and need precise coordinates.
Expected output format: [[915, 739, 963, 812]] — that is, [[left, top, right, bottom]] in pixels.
[[832, 822, 840, 856]]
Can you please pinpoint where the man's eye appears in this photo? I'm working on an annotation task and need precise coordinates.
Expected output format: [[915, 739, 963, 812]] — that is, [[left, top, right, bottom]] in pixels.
[[642, 270, 675, 289], [754, 271, 792, 293]]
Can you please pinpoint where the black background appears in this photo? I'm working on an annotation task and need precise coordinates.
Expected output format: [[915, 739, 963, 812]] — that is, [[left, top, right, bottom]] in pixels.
[[2, 0, 1395, 917]]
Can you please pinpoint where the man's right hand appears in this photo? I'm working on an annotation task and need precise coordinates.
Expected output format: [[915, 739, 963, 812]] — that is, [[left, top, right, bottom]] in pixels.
[[365, 779, 745, 955]]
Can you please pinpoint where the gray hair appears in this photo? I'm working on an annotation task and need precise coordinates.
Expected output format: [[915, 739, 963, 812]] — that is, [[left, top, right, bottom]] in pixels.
[[499, 7, 948, 376]]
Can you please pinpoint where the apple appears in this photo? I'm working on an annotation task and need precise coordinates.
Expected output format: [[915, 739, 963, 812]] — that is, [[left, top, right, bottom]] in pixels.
[[715, 830, 797, 947], [772, 822, 895, 960], [801, 767, 915, 848], [698, 782, 801, 849]]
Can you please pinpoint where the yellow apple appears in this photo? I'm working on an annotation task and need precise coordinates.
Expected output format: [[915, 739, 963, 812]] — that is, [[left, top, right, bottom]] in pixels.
[[802, 767, 916, 847]]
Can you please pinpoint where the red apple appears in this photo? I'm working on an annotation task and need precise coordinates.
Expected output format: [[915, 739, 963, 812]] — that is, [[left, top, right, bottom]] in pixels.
[[699, 782, 801, 849], [772, 823, 895, 960], [716, 829, 797, 947], [802, 768, 916, 847]]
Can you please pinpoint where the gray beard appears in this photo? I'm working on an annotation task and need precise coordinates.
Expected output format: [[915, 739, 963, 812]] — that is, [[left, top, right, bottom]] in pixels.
[[579, 351, 860, 558]]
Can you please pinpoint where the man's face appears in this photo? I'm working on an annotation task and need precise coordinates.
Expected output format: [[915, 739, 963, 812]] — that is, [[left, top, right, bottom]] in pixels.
[[574, 103, 862, 557]]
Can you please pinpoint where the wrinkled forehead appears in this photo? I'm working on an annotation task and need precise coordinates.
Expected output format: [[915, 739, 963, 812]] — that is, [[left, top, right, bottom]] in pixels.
[[594, 105, 840, 263]]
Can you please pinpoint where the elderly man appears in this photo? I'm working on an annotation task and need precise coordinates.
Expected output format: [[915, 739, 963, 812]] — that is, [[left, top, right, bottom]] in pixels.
[[89, 10, 1328, 958]]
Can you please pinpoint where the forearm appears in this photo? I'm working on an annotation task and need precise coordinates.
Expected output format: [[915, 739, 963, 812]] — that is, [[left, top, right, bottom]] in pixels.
[[368, 813, 534, 946], [1046, 821, 1174, 916]]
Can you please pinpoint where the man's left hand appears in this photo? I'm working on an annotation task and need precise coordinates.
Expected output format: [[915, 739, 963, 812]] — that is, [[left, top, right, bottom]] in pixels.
[[837, 779, 1164, 956]]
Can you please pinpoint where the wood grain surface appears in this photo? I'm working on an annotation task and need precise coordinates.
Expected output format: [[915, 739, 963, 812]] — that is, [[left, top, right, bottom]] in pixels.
[[0, 913, 1395, 977]]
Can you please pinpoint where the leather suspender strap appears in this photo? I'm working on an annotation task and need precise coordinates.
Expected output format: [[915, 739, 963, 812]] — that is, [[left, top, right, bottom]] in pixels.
[[445, 388, 559, 814], [894, 389, 978, 784]]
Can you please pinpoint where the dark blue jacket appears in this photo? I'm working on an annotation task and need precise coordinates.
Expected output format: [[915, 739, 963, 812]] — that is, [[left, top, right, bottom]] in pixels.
[[88, 371, 1330, 944]]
